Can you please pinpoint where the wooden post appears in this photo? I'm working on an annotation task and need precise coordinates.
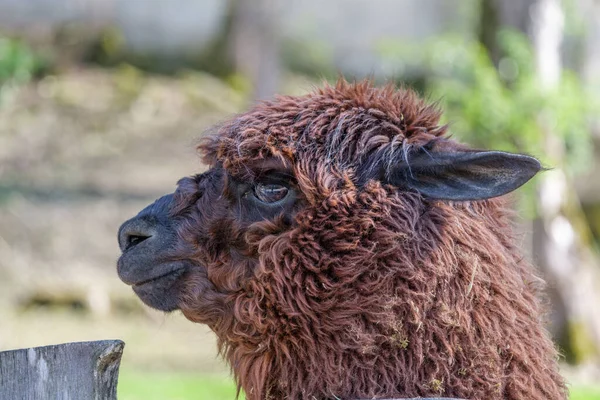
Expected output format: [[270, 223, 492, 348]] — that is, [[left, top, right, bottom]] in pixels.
[[0, 340, 124, 400]]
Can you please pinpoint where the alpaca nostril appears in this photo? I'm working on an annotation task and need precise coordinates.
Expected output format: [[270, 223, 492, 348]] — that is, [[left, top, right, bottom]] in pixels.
[[118, 217, 157, 252], [126, 234, 151, 250]]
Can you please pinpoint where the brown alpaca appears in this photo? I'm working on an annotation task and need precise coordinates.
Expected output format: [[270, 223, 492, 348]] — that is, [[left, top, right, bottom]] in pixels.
[[117, 80, 567, 399]]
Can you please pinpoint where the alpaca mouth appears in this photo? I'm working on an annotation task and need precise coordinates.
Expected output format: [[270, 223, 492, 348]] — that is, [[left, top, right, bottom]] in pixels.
[[132, 269, 183, 288], [130, 263, 187, 288], [126, 262, 188, 312]]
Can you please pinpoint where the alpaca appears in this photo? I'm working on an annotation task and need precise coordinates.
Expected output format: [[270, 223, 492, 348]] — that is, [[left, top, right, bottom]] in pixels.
[[117, 80, 567, 400]]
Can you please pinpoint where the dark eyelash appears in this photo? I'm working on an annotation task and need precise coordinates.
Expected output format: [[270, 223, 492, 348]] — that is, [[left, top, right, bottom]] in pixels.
[[254, 170, 295, 182], [230, 169, 293, 182]]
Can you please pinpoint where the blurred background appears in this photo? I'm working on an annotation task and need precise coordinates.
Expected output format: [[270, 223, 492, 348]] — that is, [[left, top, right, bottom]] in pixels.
[[0, 0, 600, 399]]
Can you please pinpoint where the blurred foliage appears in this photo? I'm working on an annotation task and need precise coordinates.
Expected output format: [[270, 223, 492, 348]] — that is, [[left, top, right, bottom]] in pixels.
[[425, 30, 596, 175], [281, 38, 337, 79], [0, 36, 45, 101], [380, 30, 599, 215], [86, 3, 236, 78], [84, 28, 184, 74]]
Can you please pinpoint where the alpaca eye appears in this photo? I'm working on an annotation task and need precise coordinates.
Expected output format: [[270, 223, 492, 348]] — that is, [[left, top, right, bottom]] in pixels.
[[254, 183, 288, 203]]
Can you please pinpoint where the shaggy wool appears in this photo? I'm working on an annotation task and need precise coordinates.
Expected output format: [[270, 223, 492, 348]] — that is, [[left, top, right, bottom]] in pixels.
[[168, 80, 567, 399]]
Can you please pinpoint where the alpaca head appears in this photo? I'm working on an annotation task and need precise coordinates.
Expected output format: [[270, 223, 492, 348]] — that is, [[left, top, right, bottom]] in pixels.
[[117, 81, 553, 399]]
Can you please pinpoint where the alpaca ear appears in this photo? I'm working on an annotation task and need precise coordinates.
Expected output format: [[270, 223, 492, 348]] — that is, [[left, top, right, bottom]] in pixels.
[[385, 147, 541, 201]]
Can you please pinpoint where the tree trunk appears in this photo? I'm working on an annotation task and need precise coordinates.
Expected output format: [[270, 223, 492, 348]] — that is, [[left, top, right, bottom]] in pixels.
[[478, 0, 536, 67], [229, 0, 281, 101]]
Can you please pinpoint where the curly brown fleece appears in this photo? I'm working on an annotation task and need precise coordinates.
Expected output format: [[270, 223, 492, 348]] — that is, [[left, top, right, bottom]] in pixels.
[[172, 80, 566, 399]]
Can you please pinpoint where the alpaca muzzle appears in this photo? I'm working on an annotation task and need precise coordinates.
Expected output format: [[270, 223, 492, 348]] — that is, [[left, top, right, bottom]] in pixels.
[[117, 194, 188, 311]]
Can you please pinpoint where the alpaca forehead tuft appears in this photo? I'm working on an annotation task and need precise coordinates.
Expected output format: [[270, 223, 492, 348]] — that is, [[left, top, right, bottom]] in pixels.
[[198, 80, 447, 173]]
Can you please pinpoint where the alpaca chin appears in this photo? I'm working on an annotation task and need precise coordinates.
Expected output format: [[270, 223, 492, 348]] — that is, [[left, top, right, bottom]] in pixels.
[[130, 264, 187, 311]]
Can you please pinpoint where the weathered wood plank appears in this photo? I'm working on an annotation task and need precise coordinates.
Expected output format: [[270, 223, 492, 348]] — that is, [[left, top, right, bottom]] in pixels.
[[0, 340, 124, 400]]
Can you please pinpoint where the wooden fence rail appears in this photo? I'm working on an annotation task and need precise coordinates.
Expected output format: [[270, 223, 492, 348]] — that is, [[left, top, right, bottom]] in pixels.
[[0, 340, 124, 400]]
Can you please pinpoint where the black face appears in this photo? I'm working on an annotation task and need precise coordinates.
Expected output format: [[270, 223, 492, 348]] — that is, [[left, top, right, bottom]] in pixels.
[[117, 139, 541, 314], [117, 194, 187, 311], [116, 165, 300, 313]]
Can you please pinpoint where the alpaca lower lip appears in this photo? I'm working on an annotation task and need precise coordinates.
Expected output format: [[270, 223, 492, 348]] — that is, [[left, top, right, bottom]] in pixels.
[[131, 266, 186, 288]]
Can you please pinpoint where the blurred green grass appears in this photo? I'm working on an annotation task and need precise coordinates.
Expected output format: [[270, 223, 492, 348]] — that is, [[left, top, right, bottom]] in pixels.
[[572, 385, 600, 400], [118, 368, 600, 400], [118, 368, 242, 400]]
